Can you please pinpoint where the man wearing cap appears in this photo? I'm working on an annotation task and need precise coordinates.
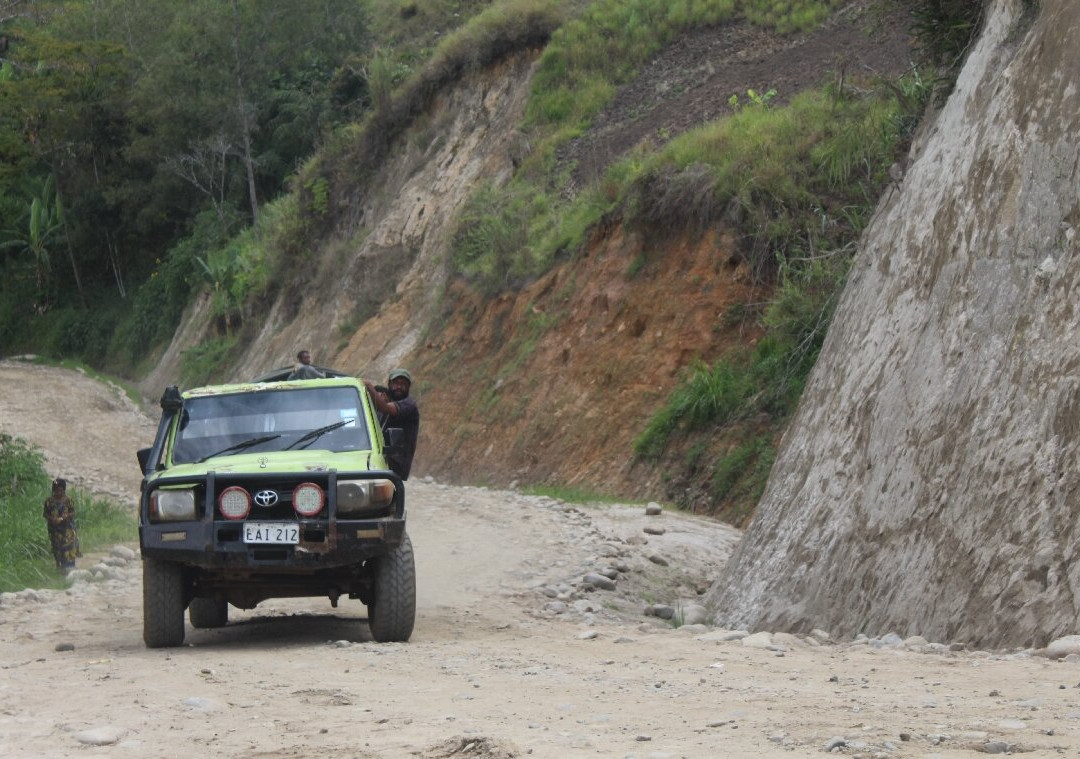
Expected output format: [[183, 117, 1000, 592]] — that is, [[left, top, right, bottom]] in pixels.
[[363, 368, 419, 480], [42, 478, 80, 571]]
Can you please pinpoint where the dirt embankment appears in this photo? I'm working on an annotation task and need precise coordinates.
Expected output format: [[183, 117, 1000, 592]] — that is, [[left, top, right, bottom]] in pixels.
[[4, 362, 1080, 758], [413, 224, 766, 505]]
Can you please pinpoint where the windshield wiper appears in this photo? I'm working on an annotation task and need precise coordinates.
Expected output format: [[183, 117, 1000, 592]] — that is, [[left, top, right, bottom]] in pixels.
[[197, 434, 281, 463], [284, 420, 349, 451]]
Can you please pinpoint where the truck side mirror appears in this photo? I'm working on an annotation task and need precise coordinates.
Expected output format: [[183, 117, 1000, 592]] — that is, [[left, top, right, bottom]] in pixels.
[[137, 447, 152, 473]]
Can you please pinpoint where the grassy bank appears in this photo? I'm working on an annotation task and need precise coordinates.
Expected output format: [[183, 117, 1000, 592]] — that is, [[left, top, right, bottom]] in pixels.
[[0, 435, 135, 592]]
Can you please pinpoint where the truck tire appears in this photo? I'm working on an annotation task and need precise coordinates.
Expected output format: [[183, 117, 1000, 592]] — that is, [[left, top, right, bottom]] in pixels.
[[368, 533, 416, 643], [189, 596, 228, 629], [143, 558, 186, 648]]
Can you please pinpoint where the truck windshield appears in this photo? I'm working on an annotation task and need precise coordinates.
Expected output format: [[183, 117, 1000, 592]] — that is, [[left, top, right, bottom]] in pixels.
[[171, 386, 370, 464]]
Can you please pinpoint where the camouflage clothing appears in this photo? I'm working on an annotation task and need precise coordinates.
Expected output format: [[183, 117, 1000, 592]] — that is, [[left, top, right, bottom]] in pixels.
[[43, 491, 80, 569]]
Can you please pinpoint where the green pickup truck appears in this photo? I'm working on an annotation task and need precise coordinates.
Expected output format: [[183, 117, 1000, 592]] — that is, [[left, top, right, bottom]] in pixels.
[[137, 371, 415, 647]]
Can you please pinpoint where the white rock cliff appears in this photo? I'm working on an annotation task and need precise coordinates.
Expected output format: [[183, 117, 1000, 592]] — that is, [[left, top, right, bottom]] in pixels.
[[708, 0, 1080, 648]]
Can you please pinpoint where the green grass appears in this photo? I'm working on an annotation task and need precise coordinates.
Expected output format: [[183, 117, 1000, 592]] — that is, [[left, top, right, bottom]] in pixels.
[[630, 75, 929, 460], [520, 483, 626, 505], [527, 0, 843, 132], [0, 435, 136, 592]]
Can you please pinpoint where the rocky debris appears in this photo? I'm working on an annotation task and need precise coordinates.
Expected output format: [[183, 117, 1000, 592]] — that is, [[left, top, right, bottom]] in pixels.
[[647, 554, 669, 567], [0, 588, 51, 605], [54, 642, 75, 652], [869, 632, 904, 649], [65, 569, 93, 584], [643, 525, 666, 536], [645, 502, 663, 516]]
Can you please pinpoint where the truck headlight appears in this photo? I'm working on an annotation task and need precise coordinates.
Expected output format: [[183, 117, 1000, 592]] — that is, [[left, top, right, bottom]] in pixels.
[[337, 479, 395, 516], [150, 488, 197, 522]]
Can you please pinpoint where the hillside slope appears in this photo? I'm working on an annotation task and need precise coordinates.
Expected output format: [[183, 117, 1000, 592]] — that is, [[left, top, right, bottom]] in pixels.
[[139, 3, 913, 512], [708, 0, 1080, 648]]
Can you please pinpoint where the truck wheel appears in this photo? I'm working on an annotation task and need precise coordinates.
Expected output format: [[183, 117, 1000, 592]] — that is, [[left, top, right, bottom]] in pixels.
[[189, 596, 228, 629], [143, 558, 186, 648], [368, 533, 416, 643]]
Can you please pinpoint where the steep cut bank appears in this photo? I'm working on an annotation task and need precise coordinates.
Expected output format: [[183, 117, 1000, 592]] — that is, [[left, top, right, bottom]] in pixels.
[[413, 224, 765, 496], [708, 0, 1080, 648]]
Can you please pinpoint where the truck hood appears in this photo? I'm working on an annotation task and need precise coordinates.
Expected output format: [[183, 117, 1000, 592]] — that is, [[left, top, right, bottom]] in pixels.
[[155, 448, 388, 480]]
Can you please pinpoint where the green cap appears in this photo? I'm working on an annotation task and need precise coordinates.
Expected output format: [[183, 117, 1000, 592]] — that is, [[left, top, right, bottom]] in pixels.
[[388, 368, 413, 384]]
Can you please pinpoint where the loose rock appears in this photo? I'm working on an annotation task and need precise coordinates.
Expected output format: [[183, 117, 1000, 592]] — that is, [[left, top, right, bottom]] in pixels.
[[741, 631, 774, 650], [73, 726, 124, 746], [583, 573, 616, 591], [679, 604, 708, 626], [643, 526, 666, 536], [645, 502, 663, 516], [645, 604, 675, 620], [1044, 635, 1080, 658]]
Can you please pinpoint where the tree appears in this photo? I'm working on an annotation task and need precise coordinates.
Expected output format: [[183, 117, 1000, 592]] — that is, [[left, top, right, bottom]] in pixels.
[[0, 174, 66, 305]]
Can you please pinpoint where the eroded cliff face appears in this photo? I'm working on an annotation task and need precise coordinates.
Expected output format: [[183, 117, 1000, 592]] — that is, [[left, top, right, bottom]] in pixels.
[[708, 0, 1080, 648]]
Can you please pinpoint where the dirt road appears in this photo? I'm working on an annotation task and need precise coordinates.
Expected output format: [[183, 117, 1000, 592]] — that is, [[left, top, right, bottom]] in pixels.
[[1, 360, 1079, 758]]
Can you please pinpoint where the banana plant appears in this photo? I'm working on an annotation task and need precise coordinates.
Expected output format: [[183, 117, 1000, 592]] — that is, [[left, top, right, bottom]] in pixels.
[[0, 175, 66, 296]]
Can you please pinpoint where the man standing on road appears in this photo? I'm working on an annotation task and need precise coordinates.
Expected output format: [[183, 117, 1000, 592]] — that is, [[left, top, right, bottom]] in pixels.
[[363, 368, 419, 480], [42, 478, 80, 572]]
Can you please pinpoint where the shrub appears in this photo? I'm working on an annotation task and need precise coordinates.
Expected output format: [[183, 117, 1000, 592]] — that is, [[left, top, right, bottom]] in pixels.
[[179, 337, 238, 388], [108, 209, 227, 369], [907, 0, 987, 66], [711, 435, 776, 524], [0, 434, 134, 592]]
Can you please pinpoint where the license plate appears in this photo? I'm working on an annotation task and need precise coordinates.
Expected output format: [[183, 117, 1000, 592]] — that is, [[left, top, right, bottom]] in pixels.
[[243, 522, 299, 544]]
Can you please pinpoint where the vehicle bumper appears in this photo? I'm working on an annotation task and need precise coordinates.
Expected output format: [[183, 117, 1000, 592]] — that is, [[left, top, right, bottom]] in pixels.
[[140, 517, 406, 568]]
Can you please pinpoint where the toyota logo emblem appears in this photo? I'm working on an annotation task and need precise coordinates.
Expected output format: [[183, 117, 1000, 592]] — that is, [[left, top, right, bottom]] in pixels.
[[254, 490, 279, 508]]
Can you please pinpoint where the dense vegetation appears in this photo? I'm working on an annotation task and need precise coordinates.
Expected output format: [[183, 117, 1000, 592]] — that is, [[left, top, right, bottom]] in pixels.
[[0, 434, 134, 591], [0, 0, 374, 366]]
